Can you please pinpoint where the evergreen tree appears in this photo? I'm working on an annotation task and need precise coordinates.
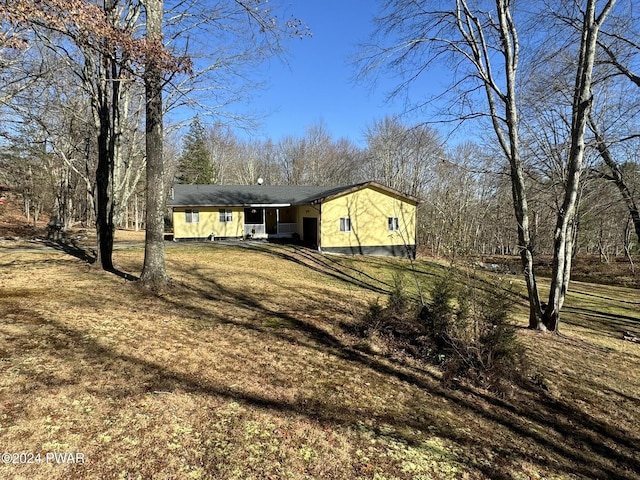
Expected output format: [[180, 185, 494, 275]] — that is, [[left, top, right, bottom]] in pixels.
[[176, 118, 216, 184]]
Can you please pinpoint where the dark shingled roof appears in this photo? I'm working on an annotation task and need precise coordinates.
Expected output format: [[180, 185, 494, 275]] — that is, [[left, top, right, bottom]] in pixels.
[[168, 182, 418, 207]]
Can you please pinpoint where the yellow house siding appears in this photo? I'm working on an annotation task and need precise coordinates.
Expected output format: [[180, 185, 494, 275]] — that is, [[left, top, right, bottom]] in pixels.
[[320, 186, 416, 250], [173, 207, 244, 239]]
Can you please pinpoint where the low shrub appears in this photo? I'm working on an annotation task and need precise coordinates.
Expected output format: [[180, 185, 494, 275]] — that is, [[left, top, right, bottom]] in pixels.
[[387, 271, 410, 314], [423, 270, 527, 392], [354, 266, 527, 393]]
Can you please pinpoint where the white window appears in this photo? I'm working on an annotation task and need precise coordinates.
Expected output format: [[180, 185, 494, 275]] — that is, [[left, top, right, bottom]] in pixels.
[[388, 217, 399, 231], [339, 217, 351, 232], [185, 209, 199, 223], [219, 209, 233, 222]]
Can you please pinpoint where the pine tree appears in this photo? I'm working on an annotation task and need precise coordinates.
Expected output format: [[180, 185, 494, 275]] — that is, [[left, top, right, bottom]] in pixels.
[[176, 118, 215, 184]]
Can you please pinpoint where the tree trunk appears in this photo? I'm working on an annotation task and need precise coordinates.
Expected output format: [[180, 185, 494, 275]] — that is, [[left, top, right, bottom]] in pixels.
[[512, 167, 545, 330], [545, 214, 575, 331], [134, 193, 140, 231], [93, 1, 121, 272], [95, 104, 115, 271], [493, 0, 545, 329], [543, 0, 614, 331], [24, 195, 30, 222], [140, 0, 169, 290], [33, 202, 40, 226], [624, 218, 636, 274]]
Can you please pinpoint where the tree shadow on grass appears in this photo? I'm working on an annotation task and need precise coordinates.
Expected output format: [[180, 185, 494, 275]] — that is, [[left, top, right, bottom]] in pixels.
[[165, 271, 348, 353], [160, 263, 640, 480], [239, 243, 452, 304], [44, 239, 138, 281], [242, 244, 392, 296], [261, 244, 533, 307], [562, 305, 640, 337], [569, 287, 640, 306], [174, 248, 640, 478], [8, 293, 640, 480], [4, 248, 640, 480]]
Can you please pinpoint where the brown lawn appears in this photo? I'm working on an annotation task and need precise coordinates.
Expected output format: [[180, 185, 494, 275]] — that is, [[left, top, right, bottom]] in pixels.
[[0, 241, 639, 479]]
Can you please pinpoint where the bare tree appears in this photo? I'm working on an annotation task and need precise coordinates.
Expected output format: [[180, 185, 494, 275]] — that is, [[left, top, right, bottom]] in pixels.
[[588, 114, 640, 244], [1, 0, 158, 270], [586, 16, 640, 244], [542, 1, 617, 330], [361, 0, 542, 326], [364, 116, 442, 197], [205, 124, 239, 184], [362, 0, 617, 331], [140, 1, 309, 289], [139, 0, 169, 289]]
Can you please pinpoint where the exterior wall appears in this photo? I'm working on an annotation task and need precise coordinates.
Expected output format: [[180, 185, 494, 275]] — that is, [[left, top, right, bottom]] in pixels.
[[278, 206, 297, 223], [319, 186, 416, 256], [172, 207, 244, 240]]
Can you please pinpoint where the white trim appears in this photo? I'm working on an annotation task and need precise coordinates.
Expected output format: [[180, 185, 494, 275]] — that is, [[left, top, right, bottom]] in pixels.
[[218, 209, 233, 222], [249, 203, 291, 208]]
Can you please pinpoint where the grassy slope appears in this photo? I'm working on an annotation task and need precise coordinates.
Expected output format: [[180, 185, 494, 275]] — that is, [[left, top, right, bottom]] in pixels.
[[0, 242, 639, 480]]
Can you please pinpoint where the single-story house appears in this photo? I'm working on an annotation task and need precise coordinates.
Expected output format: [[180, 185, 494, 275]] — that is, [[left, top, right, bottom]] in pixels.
[[167, 181, 418, 257]]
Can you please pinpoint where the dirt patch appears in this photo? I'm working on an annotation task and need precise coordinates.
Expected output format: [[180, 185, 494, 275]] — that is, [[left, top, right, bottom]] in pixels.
[[0, 197, 49, 239]]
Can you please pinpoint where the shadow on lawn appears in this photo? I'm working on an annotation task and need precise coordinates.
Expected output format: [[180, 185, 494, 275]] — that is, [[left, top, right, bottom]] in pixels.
[[44, 239, 138, 281], [11, 287, 640, 480], [242, 243, 393, 296], [249, 244, 533, 307], [562, 305, 640, 337], [44, 239, 96, 264], [163, 264, 640, 478], [5, 248, 640, 480], [570, 287, 640, 306], [185, 256, 640, 478]]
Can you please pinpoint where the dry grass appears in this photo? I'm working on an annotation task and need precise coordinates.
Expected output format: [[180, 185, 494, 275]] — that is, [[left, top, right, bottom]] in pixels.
[[0, 242, 639, 479]]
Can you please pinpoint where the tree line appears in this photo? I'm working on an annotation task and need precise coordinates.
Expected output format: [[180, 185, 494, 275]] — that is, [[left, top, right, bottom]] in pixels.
[[4, 90, 637, 267], [175, 113, 638, 261]]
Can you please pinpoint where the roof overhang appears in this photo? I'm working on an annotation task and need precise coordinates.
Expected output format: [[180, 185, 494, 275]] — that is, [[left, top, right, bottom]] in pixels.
[[168, 181, 420, 208], [171, 203, 292, 208]]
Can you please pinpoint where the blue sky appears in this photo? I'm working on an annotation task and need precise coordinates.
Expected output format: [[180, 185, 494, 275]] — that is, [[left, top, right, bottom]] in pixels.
[[235, 0, 445, 146]]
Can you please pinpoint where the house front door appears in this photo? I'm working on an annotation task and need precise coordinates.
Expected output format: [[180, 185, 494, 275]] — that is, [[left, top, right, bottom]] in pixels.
[[302, 217, 318, 248], [265, 208, 277, 234]]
